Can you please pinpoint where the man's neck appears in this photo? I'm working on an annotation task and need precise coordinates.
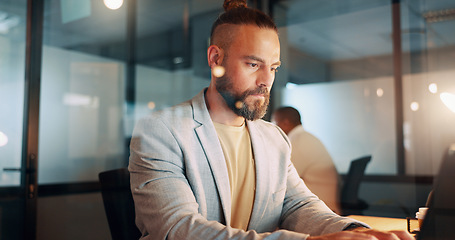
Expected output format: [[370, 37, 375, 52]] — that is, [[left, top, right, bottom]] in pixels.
[[286, 124, 301, 135], [205, 84, 245, 127]]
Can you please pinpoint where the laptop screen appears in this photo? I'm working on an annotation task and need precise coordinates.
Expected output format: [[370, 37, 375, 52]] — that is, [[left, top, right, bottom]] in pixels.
[[418, 144, 455, 240]]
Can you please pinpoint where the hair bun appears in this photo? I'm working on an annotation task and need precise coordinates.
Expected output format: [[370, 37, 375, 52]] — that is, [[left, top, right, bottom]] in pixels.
[[223, 0, 247, 11]]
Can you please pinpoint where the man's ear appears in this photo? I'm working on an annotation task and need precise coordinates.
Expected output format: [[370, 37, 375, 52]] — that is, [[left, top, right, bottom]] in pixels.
[[282, 119, 293, 131], [207, 45, 224, 68]]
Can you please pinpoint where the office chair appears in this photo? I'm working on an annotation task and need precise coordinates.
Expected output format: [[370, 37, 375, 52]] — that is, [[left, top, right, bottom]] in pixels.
[[340, 155, 371, 216], [99, 168, 141, 240]]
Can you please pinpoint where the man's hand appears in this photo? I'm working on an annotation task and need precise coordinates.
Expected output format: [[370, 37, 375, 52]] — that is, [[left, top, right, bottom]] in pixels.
[[307, 228, 414, 240]]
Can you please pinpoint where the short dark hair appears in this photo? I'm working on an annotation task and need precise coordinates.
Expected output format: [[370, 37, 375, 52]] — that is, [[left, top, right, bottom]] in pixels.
[[274, 106, 302, 126], [210, 0, 277, 46]]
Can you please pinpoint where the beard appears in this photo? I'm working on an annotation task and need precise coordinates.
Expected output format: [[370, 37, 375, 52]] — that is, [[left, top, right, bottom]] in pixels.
[[215, 74, 270, 121]]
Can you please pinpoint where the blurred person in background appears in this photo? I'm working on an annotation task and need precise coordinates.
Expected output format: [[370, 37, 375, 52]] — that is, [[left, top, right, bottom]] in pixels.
[[272, 106, 341, 214]]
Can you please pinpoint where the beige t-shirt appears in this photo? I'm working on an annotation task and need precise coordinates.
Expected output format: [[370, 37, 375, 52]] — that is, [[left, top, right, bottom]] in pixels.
[[214, 121, 256, 231]]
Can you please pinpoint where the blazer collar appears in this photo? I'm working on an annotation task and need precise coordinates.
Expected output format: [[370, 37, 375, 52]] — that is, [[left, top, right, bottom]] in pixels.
[[246, 120, 271, 230], [191, 89, 271, 228], [191, 89, 232, 225]]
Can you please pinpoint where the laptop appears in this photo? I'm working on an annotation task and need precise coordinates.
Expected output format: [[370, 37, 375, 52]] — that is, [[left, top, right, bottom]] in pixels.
[[417, 144, 455, 240]]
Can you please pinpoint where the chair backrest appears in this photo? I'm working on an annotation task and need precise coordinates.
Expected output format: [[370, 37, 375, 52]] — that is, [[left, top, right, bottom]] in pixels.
[[340, 155, 371, 215], [99, 168, 141, 240]]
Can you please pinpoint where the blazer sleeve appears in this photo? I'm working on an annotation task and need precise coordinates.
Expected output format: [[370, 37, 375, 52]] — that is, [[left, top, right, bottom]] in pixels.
[[267, 124, 368, 235], [278, 148, 367, 234], [129, 116, 316, 240]]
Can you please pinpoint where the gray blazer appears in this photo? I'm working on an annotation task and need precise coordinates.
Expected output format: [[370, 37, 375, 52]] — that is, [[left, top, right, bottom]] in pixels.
[[129, 89, 364, 240]]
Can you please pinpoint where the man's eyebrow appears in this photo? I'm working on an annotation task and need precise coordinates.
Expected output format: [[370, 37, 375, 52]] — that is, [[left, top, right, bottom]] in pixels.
[[244, 55, 281, 66]]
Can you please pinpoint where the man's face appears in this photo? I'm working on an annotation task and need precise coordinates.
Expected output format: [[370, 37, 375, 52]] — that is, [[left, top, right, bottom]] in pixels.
[[216, 72, 270, 121], [215, 25, 281, 121]]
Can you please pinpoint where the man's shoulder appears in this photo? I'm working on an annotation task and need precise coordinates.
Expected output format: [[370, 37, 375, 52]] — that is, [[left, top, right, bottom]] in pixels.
[[156, 101, 193, 118], [135, 96, 198, 131], [290, 126, 321, 142], [137, 101, 188, 123], [148, 89, 206, 121]]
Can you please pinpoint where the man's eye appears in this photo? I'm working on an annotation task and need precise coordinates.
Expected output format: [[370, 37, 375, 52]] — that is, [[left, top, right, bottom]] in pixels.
[[248, 63, 258, 68], [272, 66, 280, 72]]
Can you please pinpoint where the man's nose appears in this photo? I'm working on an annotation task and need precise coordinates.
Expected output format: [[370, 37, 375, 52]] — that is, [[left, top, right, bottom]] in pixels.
[[257, 68, 275, 88]]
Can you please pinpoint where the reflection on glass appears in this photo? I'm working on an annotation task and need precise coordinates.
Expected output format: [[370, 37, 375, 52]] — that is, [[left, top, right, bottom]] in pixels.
[[282, 78, 397, 175], [285, 82, 298, 90], [39, 0, 128, 184], [0, 1, 27, 238], [63, 93, 96, 107], [0, 131, 8, 147], [364, 88, 371, 97], [104, 0, 123, 10], [376, 88, 384, 97], [0, 11, 20, 34], [0, 2, 26, 188], [410, 102, 420, 112], [276, 0, 397, 176], [429, 83, 438, 94], [440, 92, 455, 113]]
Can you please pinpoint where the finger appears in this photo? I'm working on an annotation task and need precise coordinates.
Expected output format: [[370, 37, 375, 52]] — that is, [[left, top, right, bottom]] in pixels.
[[388, 230, 415, 240], [307, 231, 379, 240], [352, 229, 400, 240], [331, 231, 379, 240]]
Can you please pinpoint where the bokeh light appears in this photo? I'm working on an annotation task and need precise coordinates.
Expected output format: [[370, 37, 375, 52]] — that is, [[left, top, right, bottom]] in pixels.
[[147, 101, 156, 110], [376, 88, 384, 97], [440, 92, 455, 113], [212, 66, 225, 78], [428, 83, 438, 94], [104, 0, 123, 10], [410, 102, 419, 112], [0, 131, 8, 147]]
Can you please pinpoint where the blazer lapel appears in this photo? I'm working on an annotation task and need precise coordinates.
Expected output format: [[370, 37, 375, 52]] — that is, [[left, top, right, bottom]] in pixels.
[[246, 120, 271, 230], [192, 90, 232, 225]]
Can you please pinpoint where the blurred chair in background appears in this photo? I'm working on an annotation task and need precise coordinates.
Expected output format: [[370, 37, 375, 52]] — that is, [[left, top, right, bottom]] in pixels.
[[340, 155, 371, 216], [99, 168, 141, 240]]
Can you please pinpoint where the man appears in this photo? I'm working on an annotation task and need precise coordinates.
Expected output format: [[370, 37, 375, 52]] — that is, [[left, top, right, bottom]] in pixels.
[[129, 1, 413, 239], [272, 106, 341, 214]]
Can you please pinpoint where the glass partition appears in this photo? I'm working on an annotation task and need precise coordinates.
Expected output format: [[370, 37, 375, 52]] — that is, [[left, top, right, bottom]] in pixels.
[[36, 1, 219, 238], [272, 0, 455, 218], [273, 0, 396, 174], [401, 0, 455, 175], [38, 0, 128, 184], [0, 0, 28, 238], [0, 0, 26, 187]]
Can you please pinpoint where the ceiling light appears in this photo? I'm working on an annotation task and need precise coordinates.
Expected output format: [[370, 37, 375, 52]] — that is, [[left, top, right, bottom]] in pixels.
[[423, 8, 455, 23], [104, 0, 123, 10]]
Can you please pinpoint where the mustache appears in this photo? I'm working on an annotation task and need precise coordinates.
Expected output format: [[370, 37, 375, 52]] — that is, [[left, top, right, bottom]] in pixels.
[[243, 87, 269, 96]]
